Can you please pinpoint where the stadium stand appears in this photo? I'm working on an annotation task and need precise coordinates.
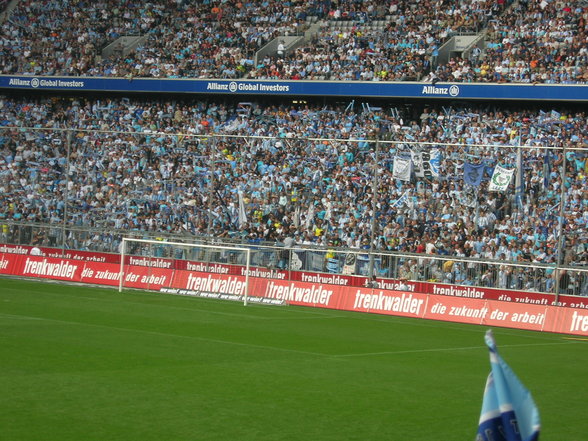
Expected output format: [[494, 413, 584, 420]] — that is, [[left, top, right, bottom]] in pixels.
[[0, 95, 586, 286], [1, 0, 586, 83], [429, 0, 588, 83], [258, 0, 512, 81], [0, 0, 169, 75]]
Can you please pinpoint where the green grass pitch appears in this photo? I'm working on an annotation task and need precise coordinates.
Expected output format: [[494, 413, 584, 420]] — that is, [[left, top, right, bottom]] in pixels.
[[1, 278, 586, 441]]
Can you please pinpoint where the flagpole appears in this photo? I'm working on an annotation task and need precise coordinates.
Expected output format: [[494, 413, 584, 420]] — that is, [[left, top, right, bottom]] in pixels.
[[207, 138, 216, 238], [61, 129, 72, 256], [473, 186, 480, 228], [368, 138, 380, 280], [554, 143, 567, 302], [515, 141, 524, 218]]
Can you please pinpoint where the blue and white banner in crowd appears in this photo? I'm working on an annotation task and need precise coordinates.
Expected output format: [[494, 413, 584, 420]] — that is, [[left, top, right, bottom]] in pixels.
[[391, 190, 411, 208], [542, 150, 551, 190], [1, 75, 587, 101], [429, 149, 442, 177], [476, 330, 540, 441]]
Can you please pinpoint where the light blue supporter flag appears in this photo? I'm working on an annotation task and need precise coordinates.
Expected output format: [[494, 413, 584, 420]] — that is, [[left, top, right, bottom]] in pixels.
[[476, 330, 540, 441], [391, 190, 410, 208]]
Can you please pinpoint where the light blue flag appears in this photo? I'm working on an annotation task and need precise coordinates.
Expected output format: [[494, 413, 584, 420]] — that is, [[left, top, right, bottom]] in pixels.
[[429, 148, 442, 178], [476, 330, 540, 441], [391, 190, 410, 208]]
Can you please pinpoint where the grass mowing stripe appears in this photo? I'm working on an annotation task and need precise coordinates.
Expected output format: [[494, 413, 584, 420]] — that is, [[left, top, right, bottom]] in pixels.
[[1, 307, 576, 359], [0, 310, 329, 358], [3, 285, 279, 319]]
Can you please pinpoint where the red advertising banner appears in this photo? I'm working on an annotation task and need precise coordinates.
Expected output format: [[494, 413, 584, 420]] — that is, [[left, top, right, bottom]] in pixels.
[[254, 278, 337, 308], [332, 286, 427, 318], [17, 255, 83, 282], [2, 250, 588, 336], [0, 243, 120, 263], [567, 309, 588, 335], [79, 262, 174, 290], [0, 253, 21, 275], [121, 266, 174, 291], [171, 270, 248, 296], [2, 243, 588, 312], [78, 262, 121, 286], [425, 296, 548, 331]]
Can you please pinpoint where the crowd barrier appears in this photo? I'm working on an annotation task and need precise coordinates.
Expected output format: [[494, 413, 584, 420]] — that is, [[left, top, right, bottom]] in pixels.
[[3, 219, 588, 298], [2, 243, 587, 336]]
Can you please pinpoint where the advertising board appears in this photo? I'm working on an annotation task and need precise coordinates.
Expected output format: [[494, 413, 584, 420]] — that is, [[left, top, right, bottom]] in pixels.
[[2, 249, 587, 336]]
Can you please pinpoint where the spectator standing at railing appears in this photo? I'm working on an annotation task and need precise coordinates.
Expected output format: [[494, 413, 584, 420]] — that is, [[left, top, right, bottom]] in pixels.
[[277, 40, 285, 58]]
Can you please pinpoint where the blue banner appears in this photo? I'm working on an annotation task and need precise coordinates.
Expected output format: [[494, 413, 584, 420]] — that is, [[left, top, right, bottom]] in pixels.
[[464, 162, 485, 186], [542, 150, 551, 190], [476, 330, 540, 441], [1, 75, 587, 101]]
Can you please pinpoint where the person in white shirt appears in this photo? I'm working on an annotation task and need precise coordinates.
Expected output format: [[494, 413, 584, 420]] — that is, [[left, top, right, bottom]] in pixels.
[[277, 41, 285, 58]]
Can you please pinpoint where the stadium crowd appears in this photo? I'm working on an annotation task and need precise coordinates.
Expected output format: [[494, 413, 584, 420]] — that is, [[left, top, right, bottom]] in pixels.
[[430, 0, 588, 83], [255, 0, 511, 81], [0, 0, 586, 293], [0, 95, 586, 293], [1, 0, 169, 76], [0, 0, 586, 83]]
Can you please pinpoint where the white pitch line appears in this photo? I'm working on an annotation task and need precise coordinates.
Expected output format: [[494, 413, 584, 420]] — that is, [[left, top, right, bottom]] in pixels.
[[0, 312, 46, 321], [331, 340, 580, 358]]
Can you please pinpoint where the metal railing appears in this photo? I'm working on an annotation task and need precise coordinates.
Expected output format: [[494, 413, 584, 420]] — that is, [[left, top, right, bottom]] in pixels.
[[2, 221, 587, 298]]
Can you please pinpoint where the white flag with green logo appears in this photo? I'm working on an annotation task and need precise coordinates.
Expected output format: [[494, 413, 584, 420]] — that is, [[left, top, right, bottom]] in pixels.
[[488, 165, 515, 192]]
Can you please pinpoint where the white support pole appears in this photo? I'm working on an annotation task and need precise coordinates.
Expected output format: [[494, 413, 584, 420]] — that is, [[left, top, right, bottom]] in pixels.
[[244, 249, 250, 306], [118, 238, 126, 293]]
